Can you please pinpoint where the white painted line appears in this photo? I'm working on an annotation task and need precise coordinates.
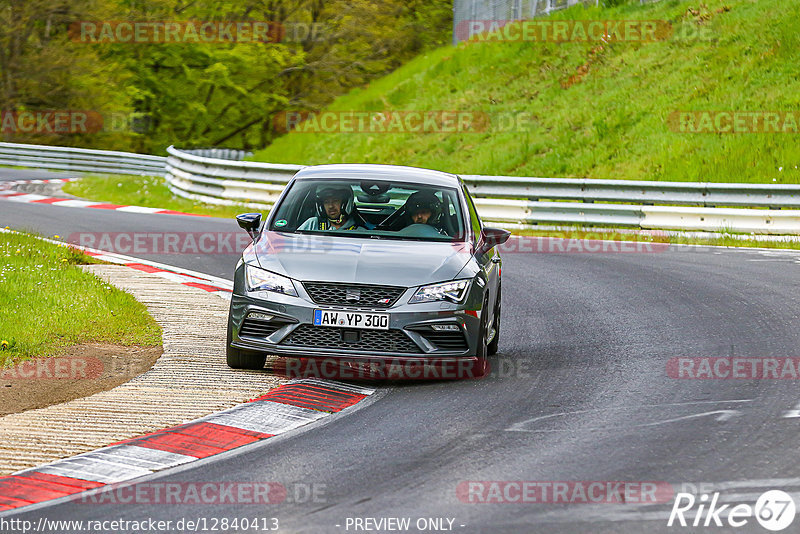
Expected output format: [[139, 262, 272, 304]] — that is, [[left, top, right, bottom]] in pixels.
[[90, 444, 197, 471], [45, 199, 102, 208], [20, 445, 196, 484], [5, 194, 49, 202], [506, 400, 753, 432], [31, 456, 153, 484], [782, 400, 800, 418], [203, 401, 328, 435], [116, 205, 167, 214], [91, 254, 128, 264]]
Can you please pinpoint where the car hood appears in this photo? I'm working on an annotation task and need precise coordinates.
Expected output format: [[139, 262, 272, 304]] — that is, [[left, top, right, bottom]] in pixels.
[[253, 231, 473, 287]]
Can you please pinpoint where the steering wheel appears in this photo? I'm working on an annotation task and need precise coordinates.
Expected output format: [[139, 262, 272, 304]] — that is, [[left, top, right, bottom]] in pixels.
[[376, 207, 408, 231]]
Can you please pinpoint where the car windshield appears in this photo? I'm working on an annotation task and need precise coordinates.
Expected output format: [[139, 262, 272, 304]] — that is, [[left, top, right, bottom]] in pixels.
[[268, 179, 466, 241]]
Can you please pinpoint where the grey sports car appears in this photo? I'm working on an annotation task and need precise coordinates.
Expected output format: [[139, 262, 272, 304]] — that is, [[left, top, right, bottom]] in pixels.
[[226, 163, 510, 379]]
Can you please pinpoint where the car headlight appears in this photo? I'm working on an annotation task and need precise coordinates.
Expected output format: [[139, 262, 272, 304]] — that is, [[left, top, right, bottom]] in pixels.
[[409, 279, 470, 304], [245, 264, 297, 296]]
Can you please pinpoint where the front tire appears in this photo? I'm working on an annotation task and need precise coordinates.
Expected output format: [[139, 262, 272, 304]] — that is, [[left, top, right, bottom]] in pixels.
[[487, 284, 501, 356], [226, 322, 267, 370], [472, 294, 491, 378]]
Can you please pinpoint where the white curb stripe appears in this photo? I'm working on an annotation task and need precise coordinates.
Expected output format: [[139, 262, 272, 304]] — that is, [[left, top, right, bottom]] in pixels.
[[22, 445, 197, 484], [202, 401, 329, 435], [5, 194, 49, 202], [45, 199, 103, 208], [114, 206, 167, 214]]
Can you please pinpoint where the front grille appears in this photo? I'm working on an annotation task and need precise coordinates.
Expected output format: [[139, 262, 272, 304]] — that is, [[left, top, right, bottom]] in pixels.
[[283, 325, 420, 353], [421, 330, 469, 351], [302, 282, 406, 308], [239, 317, 285, 339]]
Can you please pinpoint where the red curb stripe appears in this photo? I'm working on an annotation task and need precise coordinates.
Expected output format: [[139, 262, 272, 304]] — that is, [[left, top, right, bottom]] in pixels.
[[0, 495, 32, 508], [124, 422, 273, 459], [0, 473, 101, 507], [2, 192, 27, 198], [124, 262, 165, 274], [19, 472, 105, 491], [254, 383, 367, 412], [2, 382, 372, 512], [184, 281, 231, 292], [88, 203, 126, 210], [30, 197, 68, 204]]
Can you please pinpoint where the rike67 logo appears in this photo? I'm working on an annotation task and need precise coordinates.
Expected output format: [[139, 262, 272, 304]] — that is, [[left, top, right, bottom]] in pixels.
[[668, 490, 795, 531]]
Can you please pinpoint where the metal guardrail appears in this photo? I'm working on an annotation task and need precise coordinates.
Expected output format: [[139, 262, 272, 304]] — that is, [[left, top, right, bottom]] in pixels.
[[181, 148, 253, 161], [2, 142, 799, 234], [165, 145, 301, 209], [0, 142, 165, 176], [163, 146, 800, 234], [452, 0, 662, 45], [462, 176, 800, 209]]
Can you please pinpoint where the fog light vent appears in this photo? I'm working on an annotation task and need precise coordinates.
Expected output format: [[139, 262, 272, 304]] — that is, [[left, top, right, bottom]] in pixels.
[[430, 324, 460, 332]]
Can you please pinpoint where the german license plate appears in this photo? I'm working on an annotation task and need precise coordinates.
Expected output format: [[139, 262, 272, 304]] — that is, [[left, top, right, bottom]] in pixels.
[[313, 309, 389, 330]]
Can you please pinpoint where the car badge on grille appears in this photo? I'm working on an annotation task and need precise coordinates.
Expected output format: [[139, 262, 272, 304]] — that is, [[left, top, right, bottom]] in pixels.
[[378, 298, 392, 304], [345, 288, 361, 302]]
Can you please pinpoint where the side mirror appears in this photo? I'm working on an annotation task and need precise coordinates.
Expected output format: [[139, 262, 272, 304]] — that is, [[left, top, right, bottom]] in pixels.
[[236, 213, 262, 241], [477, 227, 511, 255]]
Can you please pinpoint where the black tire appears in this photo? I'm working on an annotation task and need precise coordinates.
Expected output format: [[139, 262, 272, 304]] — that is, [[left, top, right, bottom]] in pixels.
[[472, 294, 490, 378], [487, 284, 501, 356], [226, 322, 267, 370]]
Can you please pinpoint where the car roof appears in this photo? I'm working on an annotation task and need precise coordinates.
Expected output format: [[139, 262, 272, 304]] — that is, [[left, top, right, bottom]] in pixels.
[[292, 164, 461, 188]]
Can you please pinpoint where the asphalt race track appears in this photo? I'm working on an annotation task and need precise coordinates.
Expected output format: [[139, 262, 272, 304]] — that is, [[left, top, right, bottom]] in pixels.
[[3, 170, 800, 533]]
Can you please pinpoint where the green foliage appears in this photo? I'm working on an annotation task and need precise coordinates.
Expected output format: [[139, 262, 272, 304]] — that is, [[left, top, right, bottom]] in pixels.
[[0, 0, 452, 153], [253, 0, 800, 184]]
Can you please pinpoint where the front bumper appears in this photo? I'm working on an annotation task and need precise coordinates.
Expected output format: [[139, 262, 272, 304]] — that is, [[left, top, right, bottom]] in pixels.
[[228, 264, 485, 362]]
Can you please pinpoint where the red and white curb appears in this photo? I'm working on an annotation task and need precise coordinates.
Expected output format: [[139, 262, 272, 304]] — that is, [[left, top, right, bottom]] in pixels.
[[0, 228, 233, 299], [0, 379, 374, 513], [0, 178, 206, 217]]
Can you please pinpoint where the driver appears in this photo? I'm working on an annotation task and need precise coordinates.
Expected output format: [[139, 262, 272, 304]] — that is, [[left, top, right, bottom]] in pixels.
[[299, 185, 361, 231], [404, 191, 447, 234]]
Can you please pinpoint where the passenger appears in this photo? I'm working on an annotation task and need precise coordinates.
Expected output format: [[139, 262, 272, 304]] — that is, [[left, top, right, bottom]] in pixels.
[[403, 191, 447, 235], [299, 185, 361, 231]]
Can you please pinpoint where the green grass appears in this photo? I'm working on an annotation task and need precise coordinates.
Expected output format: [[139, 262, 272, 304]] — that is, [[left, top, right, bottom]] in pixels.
[[253, 0, 800, 184], [63, 174, 258, 219], [0, 230, 162, 365]]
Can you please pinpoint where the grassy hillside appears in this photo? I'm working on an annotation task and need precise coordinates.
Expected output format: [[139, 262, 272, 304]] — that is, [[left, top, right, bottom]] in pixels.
[[254, 0, 800, 184]]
